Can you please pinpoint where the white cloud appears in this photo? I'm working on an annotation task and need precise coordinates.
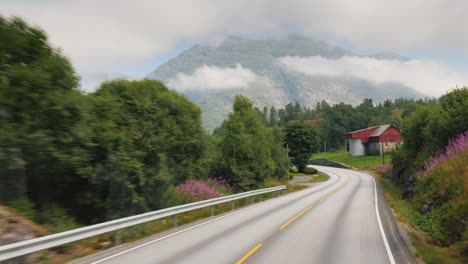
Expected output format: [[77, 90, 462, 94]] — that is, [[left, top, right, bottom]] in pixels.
[[78, 70, 138, 93], [167, 64, 260, 91], [0, 0, 467, 93], [279, 56, 468, 96]]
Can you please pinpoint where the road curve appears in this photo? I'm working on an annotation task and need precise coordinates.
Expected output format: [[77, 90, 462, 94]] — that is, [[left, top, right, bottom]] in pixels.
[[72, 166, 415, 264]]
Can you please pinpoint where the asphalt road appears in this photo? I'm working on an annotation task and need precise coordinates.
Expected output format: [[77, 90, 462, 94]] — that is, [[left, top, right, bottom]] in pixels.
[[73, 166, 415, 264]]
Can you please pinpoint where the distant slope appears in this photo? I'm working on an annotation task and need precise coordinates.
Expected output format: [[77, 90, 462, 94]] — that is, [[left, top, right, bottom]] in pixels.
[[147, 34, 424, 130]]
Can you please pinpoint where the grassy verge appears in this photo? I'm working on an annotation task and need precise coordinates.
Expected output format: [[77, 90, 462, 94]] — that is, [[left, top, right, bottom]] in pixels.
[[308, 172, 329, 183], [286, 184, 309, 192], [311, 151, 391, 169], [380, 177, 465, 264]]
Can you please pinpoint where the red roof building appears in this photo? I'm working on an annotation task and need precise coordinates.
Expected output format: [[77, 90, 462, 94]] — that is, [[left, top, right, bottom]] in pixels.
[[344, 124, 403, 156]]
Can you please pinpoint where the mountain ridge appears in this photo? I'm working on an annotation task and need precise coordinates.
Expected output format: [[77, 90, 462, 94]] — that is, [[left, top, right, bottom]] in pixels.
[[147, 35, 424, 130]]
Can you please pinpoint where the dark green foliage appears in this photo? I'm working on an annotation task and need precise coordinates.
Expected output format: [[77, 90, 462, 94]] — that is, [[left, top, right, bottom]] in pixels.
[[0, 16, 85, 213], [0, 15, 213, 224], [395, 88, 468, 170], [218, 96, 289, 190], [388, 88, 468, 246], [303, 167, 318, 174], [263, 97, 436, 151], [284, 122, 320, 172], [269, 106, 278, 127], [80, 79, 207, 220], [289, 167, 299, 173]]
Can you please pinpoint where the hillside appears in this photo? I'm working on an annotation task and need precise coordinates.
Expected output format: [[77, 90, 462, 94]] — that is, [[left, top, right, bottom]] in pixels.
[[147, 34, 424, 129]]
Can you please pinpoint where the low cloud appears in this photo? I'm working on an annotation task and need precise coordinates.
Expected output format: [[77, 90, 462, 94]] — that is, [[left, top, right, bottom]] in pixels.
[[1, 0, 467, 94], [167, 64, 260, 91], [78, 70, 138, 92], [279, 56, 468, 96]]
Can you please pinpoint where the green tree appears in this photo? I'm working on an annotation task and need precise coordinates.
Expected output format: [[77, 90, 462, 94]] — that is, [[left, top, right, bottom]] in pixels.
[[269, 106, 278, 127], [82, 79, 207, 219], [0, 16, 85, 210], [220, 96, 287, 190], [284, 122, 321, 172]]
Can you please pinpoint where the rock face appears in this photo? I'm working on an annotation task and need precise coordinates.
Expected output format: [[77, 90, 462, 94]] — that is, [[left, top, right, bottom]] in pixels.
[[384, 159, 415, 198], [0, 206, 48, 264], [147, 34, 424, 130]]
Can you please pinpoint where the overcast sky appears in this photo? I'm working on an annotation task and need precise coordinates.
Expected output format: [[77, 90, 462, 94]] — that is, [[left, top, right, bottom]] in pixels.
[[1, 0, 467, 96]]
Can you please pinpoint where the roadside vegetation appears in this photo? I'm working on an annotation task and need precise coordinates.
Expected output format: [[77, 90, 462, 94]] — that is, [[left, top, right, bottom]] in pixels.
[[308, 173, 329, 183], [315, 88, 467, 263], [386, 88, 467, 263], [311, 150, 391, 169]]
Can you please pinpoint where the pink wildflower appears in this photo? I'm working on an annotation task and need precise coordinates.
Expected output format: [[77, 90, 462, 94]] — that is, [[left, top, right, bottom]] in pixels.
[[175, 178, 233, 202], [420, 130, 468, 176]]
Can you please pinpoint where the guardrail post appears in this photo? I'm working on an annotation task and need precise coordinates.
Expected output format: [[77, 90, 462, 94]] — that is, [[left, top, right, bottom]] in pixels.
[[251, 196, 254, 204], [113, 230, 121, 245], [231, 201, 235, 210], [210, 206, 214, 216], [173, 215, 177, 227]]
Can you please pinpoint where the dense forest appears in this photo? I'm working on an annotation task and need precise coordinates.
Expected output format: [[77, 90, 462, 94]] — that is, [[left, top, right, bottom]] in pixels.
[[214, 98, 437, 151], [0, 17, 289, 229]]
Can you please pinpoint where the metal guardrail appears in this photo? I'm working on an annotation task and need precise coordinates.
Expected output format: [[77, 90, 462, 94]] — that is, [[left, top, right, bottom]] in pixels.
[[0, 185, 286, 261]]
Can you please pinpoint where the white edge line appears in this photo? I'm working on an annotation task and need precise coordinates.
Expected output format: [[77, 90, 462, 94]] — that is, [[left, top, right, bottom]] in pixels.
[[372, 176, 396, 264], [90, 200, 269, 264]]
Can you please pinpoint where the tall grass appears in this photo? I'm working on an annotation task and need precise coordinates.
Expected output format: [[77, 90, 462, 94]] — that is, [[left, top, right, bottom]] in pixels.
[[412, 131, 467, 245], [311, 151, 391, 169]]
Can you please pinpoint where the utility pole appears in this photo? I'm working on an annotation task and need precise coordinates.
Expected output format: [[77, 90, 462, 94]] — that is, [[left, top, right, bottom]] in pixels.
[[381, 141, 385, 164], [324, 140, 327, 152], [286, 144, 290, 184], [345, 139, 347, 159]]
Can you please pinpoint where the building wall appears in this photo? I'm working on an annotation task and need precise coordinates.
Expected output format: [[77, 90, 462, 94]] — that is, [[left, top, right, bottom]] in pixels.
[[366, 142, 401, 155], [367, 143, 381, 155], [349, 138, 365, 156]]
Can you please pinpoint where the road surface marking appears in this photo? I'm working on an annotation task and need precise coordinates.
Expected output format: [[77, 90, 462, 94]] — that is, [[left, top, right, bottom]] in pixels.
[[371, 173, 396, 264], [319, 192, 334, 202], [235, 243, 263, 264], [279, 205, 314, 230], [89, 202, 268, 264]]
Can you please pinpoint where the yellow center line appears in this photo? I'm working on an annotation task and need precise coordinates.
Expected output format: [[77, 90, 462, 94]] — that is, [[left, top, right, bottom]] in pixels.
[[335, 176, 352, 191], [235, 243, 263, 264], [279, 205, 314, 230], [319, 192, 334, 202]]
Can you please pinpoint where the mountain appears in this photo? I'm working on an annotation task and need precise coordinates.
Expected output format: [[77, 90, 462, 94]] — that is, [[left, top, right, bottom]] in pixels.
[[147, 34, 424, 130]]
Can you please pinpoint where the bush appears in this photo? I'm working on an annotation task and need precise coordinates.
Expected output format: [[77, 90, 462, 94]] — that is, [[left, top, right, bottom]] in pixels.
[[175, 178, 233, 203], [39, 204, 80, 233], [7, 198, 38, 221], [303, 167, 318, 174], [6, 199, 80, 234], [289, 167, 299, 173], [411, 131, 468, 245]]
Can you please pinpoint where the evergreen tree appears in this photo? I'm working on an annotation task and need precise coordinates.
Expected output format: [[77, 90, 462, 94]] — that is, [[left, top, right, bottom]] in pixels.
[[269, 106, 278, 127], [284, 122, 321, 172]]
